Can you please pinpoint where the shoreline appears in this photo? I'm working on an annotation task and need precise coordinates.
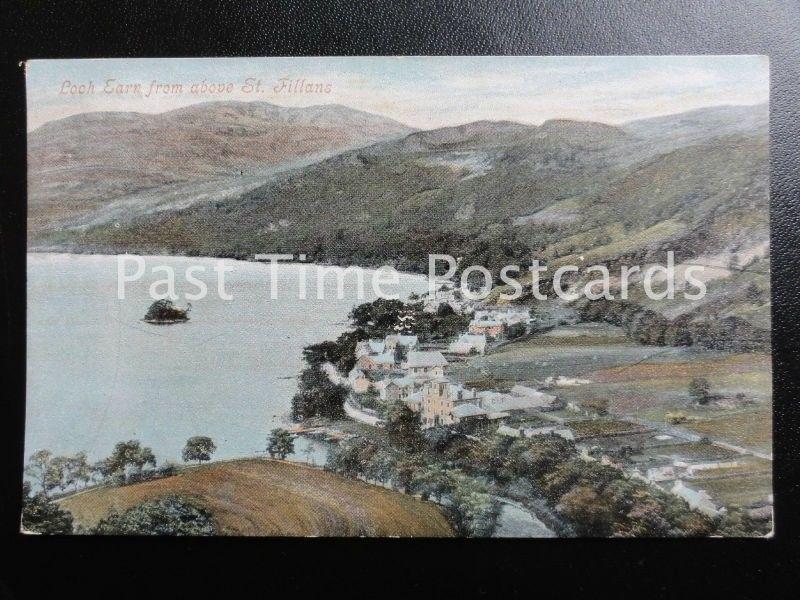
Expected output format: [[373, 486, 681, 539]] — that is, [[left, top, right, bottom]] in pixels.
[[26, 248, 433, 280]]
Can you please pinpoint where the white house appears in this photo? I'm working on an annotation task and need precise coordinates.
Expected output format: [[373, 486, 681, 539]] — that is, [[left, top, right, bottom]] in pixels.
[[403, 351, 449, 378], [448, 333, 487, 356], [498, 424, 574, 440], [355, 339, 387, 358], [356, 351, 396, 373], [473, 307, 531, 325], [374, 376, 418, 402], [477, 387, 561, 414], [374, 379, 404, 402], [671, 480, 727, 517], [384, 334, 419, 352]]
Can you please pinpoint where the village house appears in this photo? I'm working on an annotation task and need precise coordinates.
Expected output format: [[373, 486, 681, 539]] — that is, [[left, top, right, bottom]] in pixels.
[[374, 376, 418, 402], [384, 334, 419, 353], [347, 368, 372, 393], [419, 377, 481, 427], [403, 390, 424, 412], [374, 379, 404, 402], [403, 350, 449, 378], [355, 339, 386, 358], [477, 386, 561, 415], [468, 318, 506, 338], [473, 306, 531, 326], [498, 424, 574, 440], [671, 480, 727, 517], [356, 351, 396, 373], [448, 333, 487, 356]]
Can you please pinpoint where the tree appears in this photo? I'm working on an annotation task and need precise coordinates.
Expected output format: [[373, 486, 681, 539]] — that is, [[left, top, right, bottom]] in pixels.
[[349, 299, 406, 333], [394, 455, 426, 493], [68, 452, 92, 490], [130, 446, 157, 473], [144, 299, 188, 323], [25, 450, 62, 496], [385, 401, 424, 452], [267, 428, 295, 459], [447, 473, 501, 537], [103, 440, 157, 481], [506, 322, 527, 340], [92, 496, 216, 536], [393, 343, 409, 363], [302, 340, 345, 368], [413, 464, 454, 502], [689, 377, 712, 405], [556, 485, 614, 537], [506, 435, 577, 483], [182, 436, 216, 464], [326, 437, 377, 478], [363, 449, 396, 484], [21, 482, 73, 534], [291, 365, 348, 421]]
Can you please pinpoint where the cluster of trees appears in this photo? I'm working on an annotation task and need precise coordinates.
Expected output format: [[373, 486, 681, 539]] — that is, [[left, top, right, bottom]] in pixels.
[[25, 450, 93, 494], [143, 299, 189, 323], [480, 434, 717, 537], [326, 437, 500, 537], [25, 442, 161, 495], [578, 298, 769, 351], [473, 431, 768, 537], [22, 436, 220, 534], [23, 490, 218, 536], [95, 440, 157, 484], [21, 482, 73, 534], [324, 401, 769, 537], [325, 399, 500, 537], [92, 496, 216, 536], [291, 364, 349, 421], [349, 298, 470, 342]]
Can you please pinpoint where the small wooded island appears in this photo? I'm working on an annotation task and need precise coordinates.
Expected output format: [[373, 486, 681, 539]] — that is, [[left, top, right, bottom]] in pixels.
[[143, 300, 190, 324]]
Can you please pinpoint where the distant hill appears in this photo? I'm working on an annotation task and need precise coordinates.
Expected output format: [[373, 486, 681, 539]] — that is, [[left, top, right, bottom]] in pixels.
[[622, 103, 768, 154], [27, 101, 414, 231]]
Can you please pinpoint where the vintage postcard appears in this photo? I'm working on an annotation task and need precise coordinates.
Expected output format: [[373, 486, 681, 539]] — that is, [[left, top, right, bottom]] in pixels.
[[23, 56, 771, 537]]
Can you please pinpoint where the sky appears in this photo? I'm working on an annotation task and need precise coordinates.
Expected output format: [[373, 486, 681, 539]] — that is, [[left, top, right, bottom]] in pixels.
[[25, 56, 768, 131]]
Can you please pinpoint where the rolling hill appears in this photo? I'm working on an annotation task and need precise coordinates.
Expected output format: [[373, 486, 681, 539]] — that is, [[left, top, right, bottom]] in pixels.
[[27, 101, 414, 232], [28, 102, 769, 342], [59, 459, 453, 537]]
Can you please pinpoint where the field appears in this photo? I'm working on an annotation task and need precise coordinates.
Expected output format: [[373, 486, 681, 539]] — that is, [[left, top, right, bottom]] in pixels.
[[694, 472, 773, 509], [464, 325, 771, 455], [569, 419, 647, 439], [59, 459, 453, 537]]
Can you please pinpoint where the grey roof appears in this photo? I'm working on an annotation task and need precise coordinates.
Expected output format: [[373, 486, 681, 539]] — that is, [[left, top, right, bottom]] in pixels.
[[453, 403, 488, 418], [405, 350, 449, 368]]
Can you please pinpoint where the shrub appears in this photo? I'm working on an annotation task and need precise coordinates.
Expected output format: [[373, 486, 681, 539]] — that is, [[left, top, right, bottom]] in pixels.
[[92, 496, 216, 536]]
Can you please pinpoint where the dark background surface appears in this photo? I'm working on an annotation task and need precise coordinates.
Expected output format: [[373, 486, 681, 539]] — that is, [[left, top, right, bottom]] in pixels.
[[1, 1, 799, 597]]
